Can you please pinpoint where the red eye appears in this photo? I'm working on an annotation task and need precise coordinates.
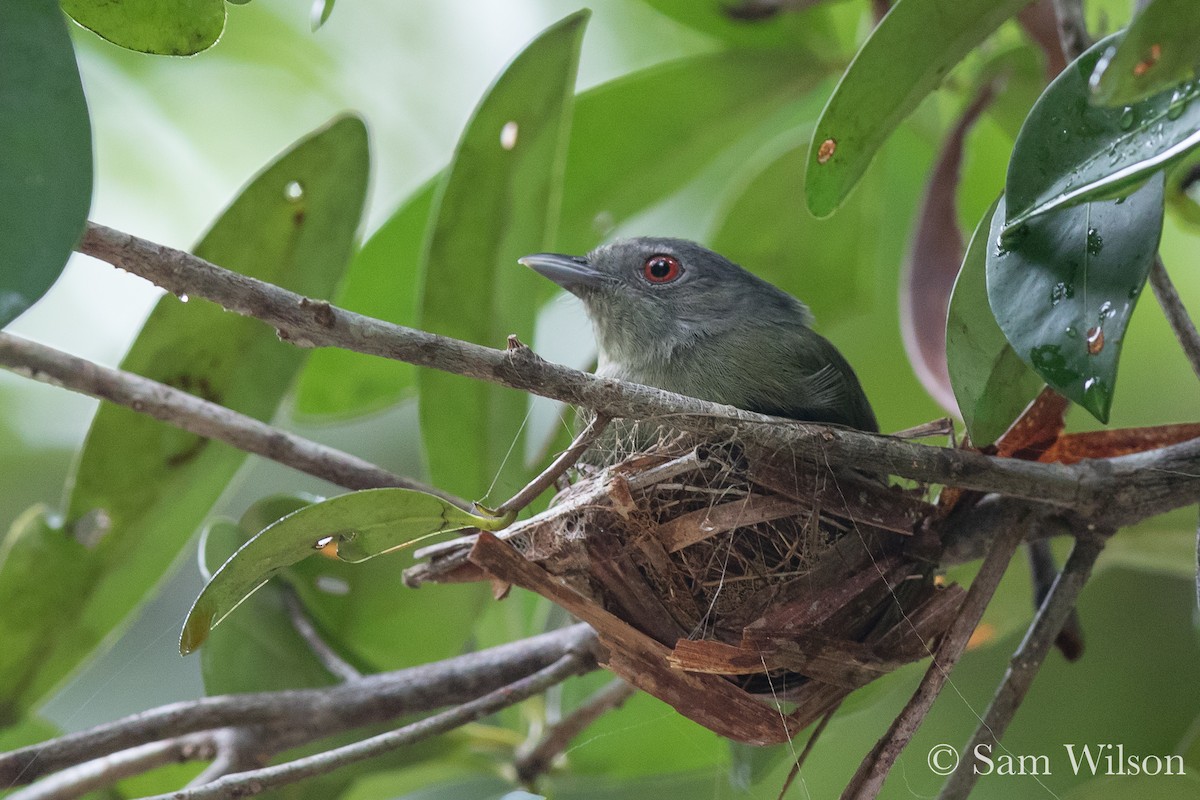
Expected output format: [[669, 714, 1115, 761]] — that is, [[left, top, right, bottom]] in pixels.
[[643, 254, 681, 284]]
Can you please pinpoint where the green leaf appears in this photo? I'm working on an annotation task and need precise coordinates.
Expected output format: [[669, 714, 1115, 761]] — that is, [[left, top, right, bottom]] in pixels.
[[311, 0, 335, 31], [1090, 0, 1200, 106], [0, 117, 368, 714], [986, 178, 1164, 424], [198, 516, 336, 695], [293, 179, 437, 419], [417, 12, 588, 500], [638, 0, 842, 52], [947, 198, 1044, 445], [180, 488, 508, 654], [558, 50, 830, 254], [60, 0, 225, 56], [805, 0, 1029, 217], [0, 0, 91, 328], [1006, 33, 1200, 229]]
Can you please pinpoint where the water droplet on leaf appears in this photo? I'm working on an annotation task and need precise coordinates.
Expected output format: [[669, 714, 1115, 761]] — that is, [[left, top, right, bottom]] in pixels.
[[1086, 325, 1104, 354], [500, 120, 519, 150], [1086, 228, 1103, 256], [1119, 107, 1135, 129], [284, 180, 304, 202]]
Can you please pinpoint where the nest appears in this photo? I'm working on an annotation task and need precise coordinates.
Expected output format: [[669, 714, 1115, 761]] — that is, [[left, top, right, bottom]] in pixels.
[[406, 430, 964, 744]]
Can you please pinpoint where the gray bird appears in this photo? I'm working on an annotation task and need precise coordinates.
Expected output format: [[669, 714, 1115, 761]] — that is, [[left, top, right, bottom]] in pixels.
[[520, 237, 878, 433]]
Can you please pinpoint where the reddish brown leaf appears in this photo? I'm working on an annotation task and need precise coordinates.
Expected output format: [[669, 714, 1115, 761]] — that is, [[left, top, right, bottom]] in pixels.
[[1039, 423, 1200, 464], [993, 386, 1069, 459], [901, 81, 998, 414]]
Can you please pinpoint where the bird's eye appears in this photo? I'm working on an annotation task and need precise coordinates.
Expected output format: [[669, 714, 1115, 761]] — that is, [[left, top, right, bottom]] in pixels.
[[642, 255, 681, 284]]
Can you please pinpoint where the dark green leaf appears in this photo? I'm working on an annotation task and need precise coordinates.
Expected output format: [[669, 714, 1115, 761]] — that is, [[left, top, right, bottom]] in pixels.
[[0, 117, 368, 713], [947, 199, 1044, 445], [0, 0, 91, 328], [1006, 34, 1200, 228], [181, 488, 508, 654], [986, 178, 1164, 423], [805, 0, 1028, 217], [1090, 0, 1200, 106], [417, 12, 588, 500], [1166, 149, 1200, 226], [293, 180, 436, 419], [61, 0, 225, 56]]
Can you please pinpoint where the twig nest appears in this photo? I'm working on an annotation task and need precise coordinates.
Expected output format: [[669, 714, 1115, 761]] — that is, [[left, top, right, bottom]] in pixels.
[[408, 434, 964, 742]]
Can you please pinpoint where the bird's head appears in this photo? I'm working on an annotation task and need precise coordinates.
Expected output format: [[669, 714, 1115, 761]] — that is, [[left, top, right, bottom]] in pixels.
[[520, 237, 811, 367]]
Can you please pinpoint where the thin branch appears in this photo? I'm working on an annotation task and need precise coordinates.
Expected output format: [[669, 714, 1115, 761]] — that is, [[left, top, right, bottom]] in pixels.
[[185, 728, 265, 787], [778, 701, 841, 799], [494, 411, 610, 518], [514, 678, 635, 785], [1027, 539, 1084, 660], [72, 223, 1200, 525], [282, 588, 362, 682], [139, 650, 595, 800], [840, 508, 1030, 799], [0, 332, 469, 509], [936, 532, 1108, 800], [8, 733, 217, 800], [1050, 0, 1090, 61], [0, 624, 598, 787], [1149, 257, 1200, 382]]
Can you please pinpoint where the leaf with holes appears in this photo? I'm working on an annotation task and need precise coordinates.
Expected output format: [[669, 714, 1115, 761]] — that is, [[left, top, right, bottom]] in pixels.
[[1005, 34, 1200, 229], [986, 178, 1164, 424], [418, 12, 587, 501], [805, 0, 1029, 217], [0, 117, 368, 714], [180, 488, 510, 654], [947, 199, 1043, 446], [1090, 0, 1200, 106]]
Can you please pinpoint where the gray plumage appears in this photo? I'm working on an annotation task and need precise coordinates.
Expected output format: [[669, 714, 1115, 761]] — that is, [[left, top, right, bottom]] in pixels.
[[520, 237, 877, 433]]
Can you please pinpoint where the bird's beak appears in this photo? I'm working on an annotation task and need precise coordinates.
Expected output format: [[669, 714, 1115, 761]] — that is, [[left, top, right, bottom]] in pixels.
[[518, 253, 604, 293]]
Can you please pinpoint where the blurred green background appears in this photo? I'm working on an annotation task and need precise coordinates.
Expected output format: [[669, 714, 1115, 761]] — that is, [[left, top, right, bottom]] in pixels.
[[3, 1, 1200, 798]]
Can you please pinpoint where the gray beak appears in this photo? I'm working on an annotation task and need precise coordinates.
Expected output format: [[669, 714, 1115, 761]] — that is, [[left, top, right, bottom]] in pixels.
[[518, 253, 604, 293]]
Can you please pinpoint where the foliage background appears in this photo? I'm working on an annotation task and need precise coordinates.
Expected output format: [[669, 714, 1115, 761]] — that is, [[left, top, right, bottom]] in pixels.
[[3, 0, 1200, 798]]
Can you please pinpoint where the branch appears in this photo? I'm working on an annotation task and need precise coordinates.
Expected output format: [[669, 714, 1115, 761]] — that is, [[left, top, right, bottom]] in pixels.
[[514, 678, 636, 785], [73, 223, 1200, 526], [1149, 258, 1200, 382], [8, 734, 217, 800], [282, 588, 362, 682], [936, 532, 1108, 800], [141, 650, 595, 800], [495, 407, 609, 518], [0, 624, 598, 787], [0, 332, 469, 509], [840, 507, 1031, 799]]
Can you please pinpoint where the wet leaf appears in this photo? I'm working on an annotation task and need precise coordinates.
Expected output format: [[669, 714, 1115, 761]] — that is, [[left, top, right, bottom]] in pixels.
[[0, 117, 368, 713], [1005, 34, 1200, 229], [0, 0, 91, 328], [805, 0, 1029, 217], [1090, 0, 1200, 106], [61, 0, 225, 56], [417, 12, 588, 500], [902, 83, 998, 414], [947, 200, 1044, 446], [986, 179, 1164, 424], [180, 488, 509, 654]]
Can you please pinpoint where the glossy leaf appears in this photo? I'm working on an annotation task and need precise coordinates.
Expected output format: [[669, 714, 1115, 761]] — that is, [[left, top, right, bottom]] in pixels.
[[1005, 34, 1200, 229], [805, 0, 1029, 217], [293, 180, 436, 418], [0, 0, 91, 328], [417, 12, 587, 500], [61, 0, 225, 56], [0, 117, 368, 713], [986, 179, 1164, 424], [1090, 0, 1200, 106], [180, 488, 509, 654], [947, 199, 1043, 446]]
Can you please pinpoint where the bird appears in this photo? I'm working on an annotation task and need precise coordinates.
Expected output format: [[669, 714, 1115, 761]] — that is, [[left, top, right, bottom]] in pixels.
[[519, 237, 878, 435]]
